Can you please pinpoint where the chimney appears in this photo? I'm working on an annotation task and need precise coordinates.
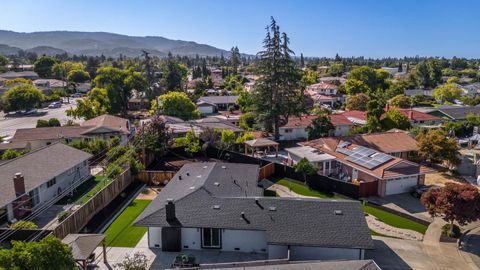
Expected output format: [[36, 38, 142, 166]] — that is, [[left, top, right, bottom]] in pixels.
[[408, 110, 413, 119], [166, 200, 176, 222], [13, 173, 25, 197]]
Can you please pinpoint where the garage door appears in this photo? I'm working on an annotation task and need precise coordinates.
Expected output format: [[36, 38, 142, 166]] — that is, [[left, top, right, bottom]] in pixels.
[[385, 176, 418, 195]]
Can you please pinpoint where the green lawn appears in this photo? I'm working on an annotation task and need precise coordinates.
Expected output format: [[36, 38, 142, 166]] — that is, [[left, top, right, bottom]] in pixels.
[[363, 203, 428, 234], [271, 178, 342, 199], [76, 175, 113, 204], [104, 199, 152, 247], [264, 190, 277, 197]]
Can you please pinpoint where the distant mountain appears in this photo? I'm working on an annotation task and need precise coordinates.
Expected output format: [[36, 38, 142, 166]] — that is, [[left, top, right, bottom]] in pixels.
[[0, 30, 230, 57]]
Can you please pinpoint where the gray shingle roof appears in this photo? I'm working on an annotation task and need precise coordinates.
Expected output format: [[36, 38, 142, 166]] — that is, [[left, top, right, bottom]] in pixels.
[[220, 260, 380, 270], [136, 188, 374, 249], [135, 163, 373, 250], [198, 96, 239, 105], [62, 234, 105, 261], [437, 106, 480, 120], [135, 162, 262, 222], [0, 143, 92, 207]]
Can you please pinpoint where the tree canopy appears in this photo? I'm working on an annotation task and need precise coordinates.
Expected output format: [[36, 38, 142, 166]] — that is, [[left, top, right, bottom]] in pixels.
[[158, 91, 200, 120], [389, 94, 413, 108], [2, 84, 45, 112], [34, 56, 57, 78], [306, 114, 334, 140], [66, 87, 110, 119], [381, 109, 411, 131], [416, 129, 460, 166], [433, 83, 462, 103], [345, 93, 370, 111]]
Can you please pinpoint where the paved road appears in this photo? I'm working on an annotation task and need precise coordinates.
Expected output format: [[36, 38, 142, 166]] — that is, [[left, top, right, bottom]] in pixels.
[[460, 226, 480, 269], [0, 99, 79, 137]]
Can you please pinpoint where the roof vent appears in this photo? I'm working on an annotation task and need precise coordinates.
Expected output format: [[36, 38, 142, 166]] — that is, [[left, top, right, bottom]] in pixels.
[[221, 165, 226, 169], [214, 182, 220, 186], [186, 172, 190, 176], [189, 186, 195, 190], [334, 210, 343, 215], [203, 166, 208, 169], [178, 175, 182, 180], [269, 206, 277, 211], [197, 175, 202, 178], [213, 205, 221, 210]]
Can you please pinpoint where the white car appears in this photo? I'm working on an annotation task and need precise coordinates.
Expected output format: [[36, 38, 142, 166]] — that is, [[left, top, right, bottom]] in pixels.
[[48, 102, 62, 109]]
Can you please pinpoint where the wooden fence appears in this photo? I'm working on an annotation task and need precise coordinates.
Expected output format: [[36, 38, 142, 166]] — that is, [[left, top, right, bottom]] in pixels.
[[52, 168, 133, 239], [135, 170, 176, 185], [258, 163, 275, 180]]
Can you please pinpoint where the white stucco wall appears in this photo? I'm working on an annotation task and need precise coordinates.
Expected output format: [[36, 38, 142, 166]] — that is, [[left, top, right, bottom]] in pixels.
[[289, 245, 361, 261], [182, 227, 202, 249], [35, 161, 90, 206], [268, 245, 289, 259], [334, 125, 351, 136], [221, 229, 267, 253], [198, 106, 215, 115], [279, 127, 308, 141], [149, 227, 162, 248]]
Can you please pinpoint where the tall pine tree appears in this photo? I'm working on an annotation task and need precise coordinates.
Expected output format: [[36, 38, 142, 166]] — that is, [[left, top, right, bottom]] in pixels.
[[253, 17, 304, 140]]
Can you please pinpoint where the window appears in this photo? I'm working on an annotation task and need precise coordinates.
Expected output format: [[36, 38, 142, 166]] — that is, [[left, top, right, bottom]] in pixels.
[[46, 178, 56, 188], [284, 129, 292, 133], [390, 152, 401, 157], [325, 162, 330, 170], [202, 228, 221, 248]]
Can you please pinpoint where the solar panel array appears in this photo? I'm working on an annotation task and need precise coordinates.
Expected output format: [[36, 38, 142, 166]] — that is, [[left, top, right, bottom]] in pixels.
[[336, 145, 394, 169]]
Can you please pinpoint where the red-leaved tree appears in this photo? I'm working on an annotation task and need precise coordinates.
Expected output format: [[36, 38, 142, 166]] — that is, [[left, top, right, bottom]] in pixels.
[[421, 183, 480, 233]]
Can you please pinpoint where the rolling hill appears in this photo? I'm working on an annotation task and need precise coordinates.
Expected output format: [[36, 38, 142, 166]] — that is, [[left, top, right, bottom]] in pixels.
[[0, 30, 229, 57]]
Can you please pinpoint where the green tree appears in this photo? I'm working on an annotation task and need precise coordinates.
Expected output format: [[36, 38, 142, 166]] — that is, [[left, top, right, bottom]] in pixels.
[[300, 69, 319, 87], [220, 129, 236, 149], [52, 61, 85, 79], [253, 17, 304, 140], [67, 69, 90, 83], [389, 94, 413, 108], [2, 84, 45, 112], [66, 87, 110, 119], [347, 66, 390, 94], [230, 46, 241, 73], [4, 78, 33, 86], [293, 157, 318, 183], [0, 55, 8, 73], [236, 91, 255, 112], [94, 67, 147, 115], [239, 112, 256, 130], [161, 60, 188, 91], [433, 83, 462, 103], [158, 91, 200, 120], [33, 55, 57, 78], [382, 109, 411, 130], [306, 114, 334, 139], [0, 235, 75, 270], [327, 63, 344, 77], [175, 130, 201, 156], [416, 129, 460, 166], [115, 252, 149, 270], [139, 116, 170, 157], [345, 79, 370, 95], [345, 93, 370, 111]]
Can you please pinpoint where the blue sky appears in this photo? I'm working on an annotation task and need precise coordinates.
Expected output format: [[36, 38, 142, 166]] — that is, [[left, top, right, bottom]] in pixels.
[[1, 0, 479, 58]]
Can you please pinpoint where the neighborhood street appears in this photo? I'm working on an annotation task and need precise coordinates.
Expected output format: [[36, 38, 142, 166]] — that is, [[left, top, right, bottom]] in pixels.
[[0, 99, 79, 137]]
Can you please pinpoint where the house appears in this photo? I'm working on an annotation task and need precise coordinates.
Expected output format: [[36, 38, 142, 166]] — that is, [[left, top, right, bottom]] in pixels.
[[404, 89, 434, 98], [460, 83, 480, 97], [298, 136, 427, 196], [319, 77, 346, 85], [342, 107, 443, 128], [0, 143, 92, 223], [198, 96, 239, 111], [196, 100, 217, 115], [227, 260, 381, 270], [0, 71, 39, 80], [33, 79, 67, 91], [128, 98, 150, 111], [11, 114, 132, 149], [134, 162, 373, 261], [76, 83, 92, 94], [279, 114, 353, 141], [416, 105, 480, 121], [306, 82, 345, 107], [157, 116, 243, 138]]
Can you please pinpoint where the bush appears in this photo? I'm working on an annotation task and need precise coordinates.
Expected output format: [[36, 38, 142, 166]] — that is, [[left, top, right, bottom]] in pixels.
[[57, 211, 71, 222], [48, 118, 61, 127], [441, 223, 461, 238], [9, 220, 38, 229], [1, 149, 21, 160], [106, 163, 123, 178]]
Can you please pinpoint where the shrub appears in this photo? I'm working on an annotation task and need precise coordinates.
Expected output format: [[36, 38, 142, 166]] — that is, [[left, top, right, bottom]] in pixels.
[[9, 220, 38, 229], [441, 223, 461, 238], [48, 118, 61, 127], [1, 149, 21, 160]]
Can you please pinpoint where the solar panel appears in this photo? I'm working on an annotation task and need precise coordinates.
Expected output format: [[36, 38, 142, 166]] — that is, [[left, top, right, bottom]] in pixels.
[[373, 153, 394, 163]]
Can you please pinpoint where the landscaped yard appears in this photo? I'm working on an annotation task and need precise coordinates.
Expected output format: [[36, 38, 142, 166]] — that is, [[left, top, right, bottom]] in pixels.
[[104, 199, 151, 247], [363, 203, 428, 234], [271, 178, 342, 199]]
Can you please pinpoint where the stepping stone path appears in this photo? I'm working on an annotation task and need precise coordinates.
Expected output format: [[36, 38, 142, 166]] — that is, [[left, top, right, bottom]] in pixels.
[[366, 214, 423, 241]]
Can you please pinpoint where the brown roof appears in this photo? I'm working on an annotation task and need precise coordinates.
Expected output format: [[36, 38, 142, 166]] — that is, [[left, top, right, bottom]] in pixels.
[[329, 114, 354, 126], [245, 138, 279, 147], [306, 130, 418, 154], [12, 126, 92, 142], [394, 108, 442, 121], [283, 114, 353, 129], [81, 114, 130, 134], [307, 82, 338, 91], [302, 139, 419, 179]]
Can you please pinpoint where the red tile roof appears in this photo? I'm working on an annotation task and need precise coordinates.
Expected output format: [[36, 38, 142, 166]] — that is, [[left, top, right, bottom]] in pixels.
[[329, 114, 354, 126], [394, 109, 442, 121], [341, 111, 367, 121]]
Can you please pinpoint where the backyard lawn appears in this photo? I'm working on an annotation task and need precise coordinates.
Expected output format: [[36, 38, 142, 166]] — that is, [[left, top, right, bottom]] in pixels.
[[104, 199, 151, 247], [271, 178, 342, 199], [363, 203, 428, 234]]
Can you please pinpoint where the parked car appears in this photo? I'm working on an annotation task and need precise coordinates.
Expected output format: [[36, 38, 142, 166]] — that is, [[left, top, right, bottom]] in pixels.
[[48, 102, 62, 109], [70, 93, 84, 98], [24, 109, 38, 115], [410, 184, 433, 198]]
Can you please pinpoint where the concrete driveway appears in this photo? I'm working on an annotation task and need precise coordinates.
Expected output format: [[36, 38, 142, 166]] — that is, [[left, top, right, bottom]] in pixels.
[[367, 193, 431, 221]]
